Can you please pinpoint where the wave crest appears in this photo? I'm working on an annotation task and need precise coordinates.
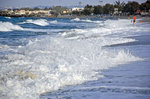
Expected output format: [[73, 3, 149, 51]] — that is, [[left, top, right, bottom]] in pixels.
[[24, 19, 49, 26], [0, 21, 23, 32]]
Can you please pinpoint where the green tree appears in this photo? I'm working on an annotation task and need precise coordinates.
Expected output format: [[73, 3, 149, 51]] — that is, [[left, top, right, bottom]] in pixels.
[[114, 0, 125, 12], [83, 5, 94, 15], [33, 7, 41, 10], [20, 7, 31, 11], [140, 0, 150, 11], [103, 3, 114, 14], [52, 6, 68, 14], [124, 1, 140, 14], [44, 7, 49, 10], [72, 11, 80, 15], [93, 5, 103, 14]]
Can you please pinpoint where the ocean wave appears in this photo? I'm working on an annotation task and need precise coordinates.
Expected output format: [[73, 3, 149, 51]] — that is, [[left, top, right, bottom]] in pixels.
[[71, 18, 100, 23], [23, 19, 49, 26], [50, 20, 58, 24], [0, 21, 23, 32], [62, 19, 138, 40], [5, 17, 11, 19], [71, 18, 80, 21], [81, 19, 93, 23], [0, 35, 142, 99], [0, 18, 146, 99]]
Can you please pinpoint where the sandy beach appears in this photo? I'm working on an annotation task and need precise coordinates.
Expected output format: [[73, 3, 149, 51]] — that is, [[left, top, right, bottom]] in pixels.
[[141, 17, 150, 23]]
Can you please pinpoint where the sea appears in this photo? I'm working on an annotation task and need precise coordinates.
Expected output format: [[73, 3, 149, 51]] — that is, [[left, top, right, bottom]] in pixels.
[[0, 16, 150, 99]]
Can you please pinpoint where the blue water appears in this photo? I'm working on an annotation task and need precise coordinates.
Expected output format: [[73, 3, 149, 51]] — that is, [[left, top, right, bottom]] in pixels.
[[0, 16, 150, 99]]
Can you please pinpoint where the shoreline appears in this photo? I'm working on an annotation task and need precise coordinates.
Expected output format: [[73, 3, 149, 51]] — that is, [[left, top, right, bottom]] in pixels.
[[140, 17, 150, 23], [1, 14, 150, 23]]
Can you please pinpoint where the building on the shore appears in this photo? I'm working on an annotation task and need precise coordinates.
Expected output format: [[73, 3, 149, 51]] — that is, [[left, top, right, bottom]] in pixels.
[[114, 8, 118, 14], [62, 9, 72, 14], [114, 8, 122, 15], [13, 10, 26, 15], [72, 7, 84, 12], [0, 8, 52, 17]]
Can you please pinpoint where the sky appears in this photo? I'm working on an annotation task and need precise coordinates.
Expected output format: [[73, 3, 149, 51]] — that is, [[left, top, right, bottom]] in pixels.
[[0, 0, 147, 8]]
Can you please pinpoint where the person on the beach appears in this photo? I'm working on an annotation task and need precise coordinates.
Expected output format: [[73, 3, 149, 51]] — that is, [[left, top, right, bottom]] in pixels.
[[133, 15, 136, 24]]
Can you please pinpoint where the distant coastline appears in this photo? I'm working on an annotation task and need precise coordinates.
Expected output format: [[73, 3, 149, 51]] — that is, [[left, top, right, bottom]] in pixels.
[[1, 13, 150, 22], [0, 0, 150, 19]]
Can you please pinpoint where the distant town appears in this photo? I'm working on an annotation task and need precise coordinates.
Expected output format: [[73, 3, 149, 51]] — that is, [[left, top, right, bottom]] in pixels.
[[0, 0, 150, 18]]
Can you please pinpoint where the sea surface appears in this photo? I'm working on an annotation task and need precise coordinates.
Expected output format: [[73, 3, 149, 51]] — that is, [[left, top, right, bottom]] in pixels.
[[0, 16, 150, 99]]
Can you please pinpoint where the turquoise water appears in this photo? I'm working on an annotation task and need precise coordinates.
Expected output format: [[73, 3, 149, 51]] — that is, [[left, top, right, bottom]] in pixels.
[[0, 17, 150, 99]]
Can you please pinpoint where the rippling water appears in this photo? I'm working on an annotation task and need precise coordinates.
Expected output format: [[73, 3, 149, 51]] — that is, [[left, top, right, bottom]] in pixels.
[[0, 16, 150, 99]]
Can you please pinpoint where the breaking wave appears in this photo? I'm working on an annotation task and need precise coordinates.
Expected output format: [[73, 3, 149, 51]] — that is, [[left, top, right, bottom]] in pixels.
[[0, 18, 146, 99], [71, 18, 80, 21], [5, 17, 11, 19], [23, 19, 49, 26], [50, 20, 58, 24], [71, 18, 100, 23], [0, 21, 23, 32], [0, 36, 142, 99]]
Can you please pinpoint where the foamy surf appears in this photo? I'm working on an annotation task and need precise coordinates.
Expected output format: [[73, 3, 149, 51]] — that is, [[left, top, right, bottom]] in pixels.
[[0, 18, 148, 99], [5, 17, 11, 19], [71, 18, 96, 23], [0, 37, 142, 99], [0, 21, 23, 32], [22, 19, 49, 26], [50, 20, 58, 24], [71, 18, 80, 21]]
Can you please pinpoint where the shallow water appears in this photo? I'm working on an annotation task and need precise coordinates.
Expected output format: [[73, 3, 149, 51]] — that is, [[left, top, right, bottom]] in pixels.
[[41, 40, 150, 99], [0, 17, 150, 99]]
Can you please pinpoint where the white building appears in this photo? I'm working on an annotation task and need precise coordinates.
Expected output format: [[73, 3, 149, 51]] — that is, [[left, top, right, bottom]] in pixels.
[[72, 7, 84, 12]]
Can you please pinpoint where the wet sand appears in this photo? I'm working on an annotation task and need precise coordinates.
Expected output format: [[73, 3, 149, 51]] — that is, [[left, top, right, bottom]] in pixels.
[[141, 17, 150, 23]]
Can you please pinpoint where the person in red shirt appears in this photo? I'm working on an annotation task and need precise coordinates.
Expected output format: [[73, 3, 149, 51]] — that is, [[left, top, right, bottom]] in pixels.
[[133, 15, 136, 24]]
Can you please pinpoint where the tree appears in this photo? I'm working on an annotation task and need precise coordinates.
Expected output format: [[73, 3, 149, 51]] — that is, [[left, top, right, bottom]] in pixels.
[[52, 6, 68, 14], [124, 1, 140, 14], [93, 5, 103, 14], [83, 5, 94, 15], [140, 0, 150, 11], [72, 11, 80, 15], [44, 7, 49, 10], [114, 0, 125, 12], [145, 0, 150, 10], [20, 7, 31, 11], [103, 3, 114, 14], [33, 7, 41, 10]]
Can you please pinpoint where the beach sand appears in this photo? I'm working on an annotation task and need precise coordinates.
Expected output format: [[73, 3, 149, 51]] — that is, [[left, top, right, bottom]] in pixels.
[[141, 17, 150, 23], [116, 15, 150, 23]]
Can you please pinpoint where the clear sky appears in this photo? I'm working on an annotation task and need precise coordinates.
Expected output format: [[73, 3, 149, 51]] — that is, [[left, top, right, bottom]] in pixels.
[[0, 0, 147, 8]]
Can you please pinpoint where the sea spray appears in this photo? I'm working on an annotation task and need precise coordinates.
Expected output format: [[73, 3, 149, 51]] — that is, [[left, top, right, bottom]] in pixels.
[[24, 19, 49, 26], [0, 21, 23, 32], [0, 18, 149, 99], [0, 35, 142, 99]]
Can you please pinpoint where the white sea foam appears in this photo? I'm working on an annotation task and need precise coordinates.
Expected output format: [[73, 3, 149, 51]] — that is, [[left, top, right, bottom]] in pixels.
[[0, 39, 141, 99], [5, 17, 11, 19], [81, 19, 93, 23], [0, 21, 23, 32], [72, 18, 102, 23], [0, 19, 145, 99], [63, 19, 138, 40], [0, 38, 141, 99], [71, 18, 80, 21], [24, 19, 49, 26], [71, 18, 93, 23], [50, 20, 58, 24]]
